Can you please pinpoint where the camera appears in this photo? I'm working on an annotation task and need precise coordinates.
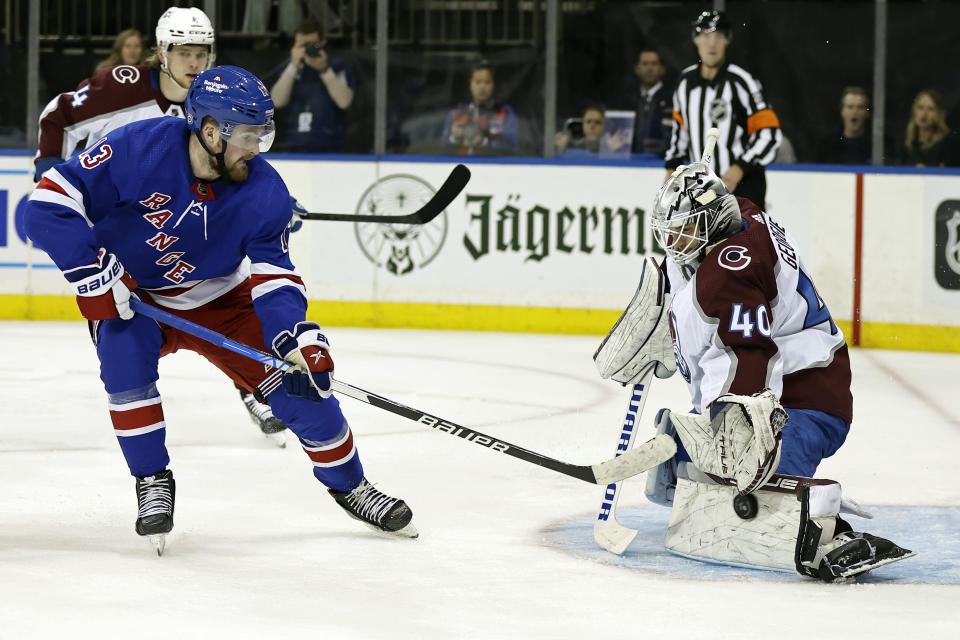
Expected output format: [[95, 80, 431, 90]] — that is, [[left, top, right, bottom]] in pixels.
[[564, 117, 584, 139], [304, 42, 323, 58]]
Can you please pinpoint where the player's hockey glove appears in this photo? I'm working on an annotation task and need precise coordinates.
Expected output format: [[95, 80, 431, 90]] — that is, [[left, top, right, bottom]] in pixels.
[[288, 196, 305, 233], [64, 248, 138, 321], [272, 322, 334, 402]]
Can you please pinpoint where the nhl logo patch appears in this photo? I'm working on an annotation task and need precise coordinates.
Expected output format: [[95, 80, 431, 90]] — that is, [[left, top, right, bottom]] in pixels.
[[934, 200, 960, 289]]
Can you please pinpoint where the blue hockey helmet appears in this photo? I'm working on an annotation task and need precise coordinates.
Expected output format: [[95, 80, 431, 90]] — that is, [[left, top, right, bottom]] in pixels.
[[185, 65, 275, 153]]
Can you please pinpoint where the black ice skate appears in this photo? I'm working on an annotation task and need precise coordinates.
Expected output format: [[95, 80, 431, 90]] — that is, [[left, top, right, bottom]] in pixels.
[[814, 527, 916, 583], [135, 469, 176, 556], [241, 390, 287, 447], [329, 478, 418, 538]]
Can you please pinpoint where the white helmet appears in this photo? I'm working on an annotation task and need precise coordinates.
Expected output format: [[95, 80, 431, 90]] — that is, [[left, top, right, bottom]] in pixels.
[[651, 162, 742, 265], [156, 7, 216, 69]]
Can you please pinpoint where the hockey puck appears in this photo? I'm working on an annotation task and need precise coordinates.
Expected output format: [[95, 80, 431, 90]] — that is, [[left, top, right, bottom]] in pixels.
[[733, 493, 758, 519]]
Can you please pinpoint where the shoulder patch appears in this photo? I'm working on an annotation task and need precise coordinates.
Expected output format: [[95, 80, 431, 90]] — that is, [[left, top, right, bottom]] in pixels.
[[716, 245, 751, 271], [111, 65, 141, 84]]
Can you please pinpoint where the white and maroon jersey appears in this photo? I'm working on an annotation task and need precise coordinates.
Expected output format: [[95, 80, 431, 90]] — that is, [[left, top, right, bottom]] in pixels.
[[35, 65, 184, 174], [665, 197, 852, 422]]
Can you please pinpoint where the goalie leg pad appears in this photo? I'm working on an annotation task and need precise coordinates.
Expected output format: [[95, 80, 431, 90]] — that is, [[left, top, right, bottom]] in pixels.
[[665, 474, 915, 581], [666, 474, 839, 573]]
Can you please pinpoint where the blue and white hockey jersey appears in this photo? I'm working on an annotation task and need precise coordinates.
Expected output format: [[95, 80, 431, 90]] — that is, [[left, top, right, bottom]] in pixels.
[[26, 116, 306, 347]]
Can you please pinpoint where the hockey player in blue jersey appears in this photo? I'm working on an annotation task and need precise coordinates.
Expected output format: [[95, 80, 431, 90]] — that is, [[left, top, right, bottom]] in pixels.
[[25, 65, 417, 552]]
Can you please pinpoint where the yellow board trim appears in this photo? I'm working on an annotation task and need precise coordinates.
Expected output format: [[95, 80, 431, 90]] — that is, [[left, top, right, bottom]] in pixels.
[[0, 294, 83, 321], [859, 321, 960, 352], [1, 294, 958, 352]]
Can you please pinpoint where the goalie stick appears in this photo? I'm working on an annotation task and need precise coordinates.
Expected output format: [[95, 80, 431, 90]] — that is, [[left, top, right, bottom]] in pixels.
[[593, 367, 655, 554], [701, 126, 720, 167], [128, 298, 675, 485], [593, 127, 723, 552], [295, 163, 470, 223]]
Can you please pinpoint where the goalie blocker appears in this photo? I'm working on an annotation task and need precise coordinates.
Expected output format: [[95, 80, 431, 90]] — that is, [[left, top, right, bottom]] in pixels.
[[594, 256, 676, 384], [666, 473, 915, 582]]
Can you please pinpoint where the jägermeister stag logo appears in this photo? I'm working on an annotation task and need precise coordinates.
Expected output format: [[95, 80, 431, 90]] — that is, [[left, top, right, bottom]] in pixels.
[[354, 174, 448, 275]]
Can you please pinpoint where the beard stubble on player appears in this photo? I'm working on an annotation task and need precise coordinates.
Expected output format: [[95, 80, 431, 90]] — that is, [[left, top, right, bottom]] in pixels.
[[206, 149, 252, 182]]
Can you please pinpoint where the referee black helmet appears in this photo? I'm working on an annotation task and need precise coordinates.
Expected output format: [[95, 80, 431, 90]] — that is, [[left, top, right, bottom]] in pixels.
[[692, 10, 732, 42]]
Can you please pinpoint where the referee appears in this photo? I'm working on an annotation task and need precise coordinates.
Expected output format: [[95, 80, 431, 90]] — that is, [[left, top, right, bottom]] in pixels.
[[664, 10, 781, 207]]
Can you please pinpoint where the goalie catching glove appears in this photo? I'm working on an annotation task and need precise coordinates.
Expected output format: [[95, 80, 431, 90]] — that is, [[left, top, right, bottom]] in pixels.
[[64, 248, 138, 321], [272, 322, 334, 402], [594, 256, 676, 384], [668, 389, 786, 494]]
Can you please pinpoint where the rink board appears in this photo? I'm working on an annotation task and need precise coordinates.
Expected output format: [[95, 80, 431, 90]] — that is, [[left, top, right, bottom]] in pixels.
[[0, 153, 958, 351]]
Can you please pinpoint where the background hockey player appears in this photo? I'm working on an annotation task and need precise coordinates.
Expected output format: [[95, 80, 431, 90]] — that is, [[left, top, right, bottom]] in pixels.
[[32, 6, 288, 442], [24, 65, 416, 553], [593, 161, 913, 581]]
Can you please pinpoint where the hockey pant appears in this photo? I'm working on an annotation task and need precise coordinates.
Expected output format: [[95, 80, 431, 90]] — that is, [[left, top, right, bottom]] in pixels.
[[92, 282, 363, 492]]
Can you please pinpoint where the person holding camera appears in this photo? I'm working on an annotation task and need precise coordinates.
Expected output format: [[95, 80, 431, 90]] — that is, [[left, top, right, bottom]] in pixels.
[[270, 19, 354, 153], [555, 106, 606, 157], [442, 61, 518, 155]]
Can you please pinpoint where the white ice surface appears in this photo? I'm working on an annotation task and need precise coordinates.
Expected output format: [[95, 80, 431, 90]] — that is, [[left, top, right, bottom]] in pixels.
[[1, 321, 958, 639]]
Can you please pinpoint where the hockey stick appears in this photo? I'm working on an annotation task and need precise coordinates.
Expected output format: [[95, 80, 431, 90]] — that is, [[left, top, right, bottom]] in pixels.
[[295, 163, 470, 223], [128, 298, 675, 485], [701, 126, 720, 167], [593, 367, 655, 554], [593, 127, 723, 550]]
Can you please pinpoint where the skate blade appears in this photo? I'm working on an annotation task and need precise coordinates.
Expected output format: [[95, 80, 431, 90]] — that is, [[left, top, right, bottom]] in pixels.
[[836, 549, 917, 581], [362, 520, 419, 539], [265, 431, 287, 448], [147, 534, 167, 556]]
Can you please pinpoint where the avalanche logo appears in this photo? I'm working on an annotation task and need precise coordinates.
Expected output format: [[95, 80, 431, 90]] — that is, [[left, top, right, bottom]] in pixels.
[[717, 245, 751, 271], [111, 65, 140, 84], [354, 174, 448, 276]]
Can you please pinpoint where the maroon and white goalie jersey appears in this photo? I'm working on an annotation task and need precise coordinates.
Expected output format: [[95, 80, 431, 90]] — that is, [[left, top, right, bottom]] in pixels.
[[665, 197, 852, 422], [35, 65, 184, 176]]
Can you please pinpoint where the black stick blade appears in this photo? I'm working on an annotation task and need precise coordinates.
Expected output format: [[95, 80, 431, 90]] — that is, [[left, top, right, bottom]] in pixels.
[[300, 164, 471, 224]]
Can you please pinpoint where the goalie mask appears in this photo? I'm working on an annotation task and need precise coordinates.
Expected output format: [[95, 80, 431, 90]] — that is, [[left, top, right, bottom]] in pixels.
[[651, 162, 742, 266]]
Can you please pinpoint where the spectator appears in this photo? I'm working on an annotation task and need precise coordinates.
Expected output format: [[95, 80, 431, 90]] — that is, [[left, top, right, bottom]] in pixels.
[[442, 61, 518, 155], [900, 89, 958, 167], [555, 106, 605, 157], [664, 10, 781, 208], [624, 49, 673, 156], [95, 28, 147, 70], [270, 19, 355, 153], [814, 86, 874, 165]]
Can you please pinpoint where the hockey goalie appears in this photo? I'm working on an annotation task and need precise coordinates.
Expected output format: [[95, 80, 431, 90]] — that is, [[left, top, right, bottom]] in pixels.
[[593, 162, 914, 582]]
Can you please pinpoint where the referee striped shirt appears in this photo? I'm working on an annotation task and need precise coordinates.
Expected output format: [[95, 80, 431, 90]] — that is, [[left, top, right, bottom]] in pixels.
[[665, 62, 781, 174]]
